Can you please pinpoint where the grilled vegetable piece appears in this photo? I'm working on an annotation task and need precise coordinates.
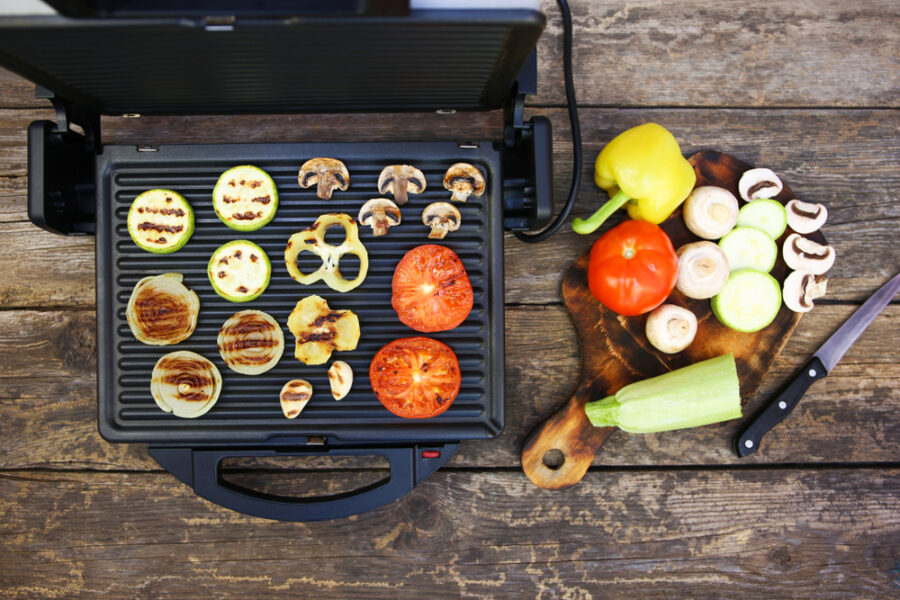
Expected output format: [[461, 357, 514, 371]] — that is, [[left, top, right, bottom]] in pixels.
[[369, 337, 461, 419], [377, 164, 426, 206], [126, 273, 199, 345], [712, 269, 782, 332], [328, 361, 353, 400], [358, 198, 401, 237], [287, 295, 360, 365], [127, 189, 194, 253], [280, 379, 313, 419], [443, 163, 485, 202], [392, 244, 473, 333], [151, 351, 222, 418], [212, 165, 278, 231], [718, 226, 778, 273], [217, 310, 285, 375], [284, 213, 369, 293], [298, 158, 349, 200], [208, 240, 271, 302], [585, 354, 741, 433], [736, 198, 788, 240], [422, 202, 461, 239]]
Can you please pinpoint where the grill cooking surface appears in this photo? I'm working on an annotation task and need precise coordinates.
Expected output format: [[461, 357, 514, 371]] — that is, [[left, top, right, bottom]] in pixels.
[[96, 142, 503, 445]]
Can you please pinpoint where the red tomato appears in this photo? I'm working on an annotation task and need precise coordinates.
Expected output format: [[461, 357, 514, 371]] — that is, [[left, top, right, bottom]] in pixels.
[[588, 220, 678, 316], [392, 244, 473, 333], [369, 337, 461, 419]]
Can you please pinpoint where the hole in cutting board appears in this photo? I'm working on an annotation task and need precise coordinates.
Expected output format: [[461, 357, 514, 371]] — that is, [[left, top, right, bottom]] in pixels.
[[542, 449, 565, 470]]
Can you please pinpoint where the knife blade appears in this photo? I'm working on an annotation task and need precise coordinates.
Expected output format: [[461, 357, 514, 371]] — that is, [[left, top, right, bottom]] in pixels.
[[735, 271, 900, 457]]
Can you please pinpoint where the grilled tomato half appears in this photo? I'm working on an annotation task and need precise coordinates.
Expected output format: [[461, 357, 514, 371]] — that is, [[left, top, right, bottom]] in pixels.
[[391, 244, 473, 332]]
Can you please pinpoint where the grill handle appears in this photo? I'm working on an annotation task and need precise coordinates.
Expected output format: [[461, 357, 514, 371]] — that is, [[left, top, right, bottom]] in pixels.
[[149, 443, 457, 521]]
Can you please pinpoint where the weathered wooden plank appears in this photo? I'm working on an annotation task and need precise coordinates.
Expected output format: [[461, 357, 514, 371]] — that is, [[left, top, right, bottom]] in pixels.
[[1, 304, 896, 471], [0, 68, 45, 108], [0, 468, 897, 599]]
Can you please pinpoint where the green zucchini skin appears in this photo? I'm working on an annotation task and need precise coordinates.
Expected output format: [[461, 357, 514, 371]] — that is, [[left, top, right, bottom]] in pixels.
[[207, 240, 272, 303], [711, 269, 782, 332], [127, 189, 194, 254], [213, 166, 279, 232]]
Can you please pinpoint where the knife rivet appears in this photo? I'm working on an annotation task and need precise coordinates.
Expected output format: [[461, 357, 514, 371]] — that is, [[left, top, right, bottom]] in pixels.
[[778, 401, 787, 410], [809, 369, 817, 377], [744, 440, 753, 448]]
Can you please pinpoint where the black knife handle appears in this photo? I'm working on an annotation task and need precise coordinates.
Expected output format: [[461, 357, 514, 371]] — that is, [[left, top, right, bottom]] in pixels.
[[734, 356, 827, 458]]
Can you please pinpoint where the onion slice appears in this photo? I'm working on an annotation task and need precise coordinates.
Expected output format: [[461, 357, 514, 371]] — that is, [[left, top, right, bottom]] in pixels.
[[150, 351, 222, 418], [126, 273, 199, 345], [217, 310, 285, 375]]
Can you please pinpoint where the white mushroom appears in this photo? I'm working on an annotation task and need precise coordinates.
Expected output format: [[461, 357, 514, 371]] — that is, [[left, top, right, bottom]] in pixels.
[[280, 379, 313, 419], [377, 165, 426, 206], [675, 241, 730, 299], [298, 158, 350, 200], [443, 163, 485, 202], [328, 361, 353, 400], [783, 233, 836, 275], [645, 304, 698, 354], [782, 269, 828, 313], [358, 198, 401, 237], [683, 186, 740, 239], [422, 202, 461, 239], [786, 199, 828, 234], [739, 168, 783, 202]]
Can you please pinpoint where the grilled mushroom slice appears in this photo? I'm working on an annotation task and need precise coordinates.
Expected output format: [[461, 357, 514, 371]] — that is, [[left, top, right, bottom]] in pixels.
[[358, 198, 401, 236], [422, 202, 461, 240], [328, 361, 353, 400], [675, 242, 730, 299], [287, 295, 360, 365], [683, 186, 740, 239], [298, 158, 350, 200], [126, 273, 199, 345], [151, 351, 222, 418], [443, 163, 485, 202], [217, 310, 285, 375], [377, 165, 426, 206], [783, 233, 836, 275], [738, 168, 783, 202], [280, 379, 313, 419], [645, 304, 698, 354], [786, 199, 828, 234], [783, 269, 828, 313]]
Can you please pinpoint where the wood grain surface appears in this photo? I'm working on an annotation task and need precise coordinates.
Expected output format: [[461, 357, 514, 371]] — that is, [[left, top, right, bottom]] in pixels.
[[1, 0, 898, 596]]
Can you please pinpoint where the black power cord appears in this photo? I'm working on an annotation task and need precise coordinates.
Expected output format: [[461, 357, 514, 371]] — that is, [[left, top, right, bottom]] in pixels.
[[514, 0, 582, 244]]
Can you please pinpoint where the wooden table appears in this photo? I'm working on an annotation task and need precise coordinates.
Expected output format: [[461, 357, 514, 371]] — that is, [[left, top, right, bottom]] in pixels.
[[1, 1, 898, 597]]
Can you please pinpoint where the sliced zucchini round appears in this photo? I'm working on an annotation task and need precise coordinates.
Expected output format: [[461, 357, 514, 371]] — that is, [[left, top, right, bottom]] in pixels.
[[712, 269, 782, 333], [208, 240, 271, 302], [736, 199, 788, 240], [718, 226, 778, 273], [127, 189, 194, 253], [213, 165, 279, 231]]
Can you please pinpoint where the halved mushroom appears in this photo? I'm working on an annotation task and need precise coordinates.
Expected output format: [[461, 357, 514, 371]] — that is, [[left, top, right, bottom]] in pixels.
[[645, 304, 698, 354], [675, 241, 730, 299], [377, 165, 426, 206], [422, 202, 461, 239], [357, 198, 401, 237], [786, 199, 828, 234], [783, 233, 836, 275], [280, 379, 312, 419], [328, 361, 353, 400], [443, 163, 485, 202], [782, 269, 828, 313], [298, 158, 350, 200], [683, 186, 739, 239], [738, 168, 782, 202]]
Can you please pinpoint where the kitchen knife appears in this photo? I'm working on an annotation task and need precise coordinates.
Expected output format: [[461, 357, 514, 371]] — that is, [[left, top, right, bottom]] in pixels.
[[735, 271, 900, 457]]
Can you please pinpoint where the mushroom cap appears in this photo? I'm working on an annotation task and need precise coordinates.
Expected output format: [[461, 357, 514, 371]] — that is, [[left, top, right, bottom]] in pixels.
[[675, 241, 730, 299], [443, 163, 485, 197], [782, 269, 828, 313], [377, 165, 427, 195], [298, 157, 350, 189], [786, 199, 828, 234], [738, 167, 783, 202], [645, 304, 698, 354], [783, 233, 835, 275], [358, 198, 401, 225], [422, 202, 461, 228], [683, 186, 739, 239]]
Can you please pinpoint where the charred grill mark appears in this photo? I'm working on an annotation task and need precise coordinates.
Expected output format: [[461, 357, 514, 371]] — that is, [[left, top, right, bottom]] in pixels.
[[137, 207, 144, 214], [237, 286, 249, 294], [165, 196, 173, 203], [229, 318, 276, 335], [251, 196, 271, 204], [233, 211, 263, 220], [249, 180, 262, 189], [311, 312, 342, 328], [218, 257, 229, 265], [229, 179, 236, 187], [137, 206, 186, 216], [299, 331, 336, 343], [137, 222, 184, 234], [305, 238, 318, 245], [222, 195, 237, 204], [250, 254, 258, 263], [286, 241, 293, 250], [217, 271, 226, 279], [134, 291, 193, 341], [282, 391, 310, 403], [156, 237, 167, 243]]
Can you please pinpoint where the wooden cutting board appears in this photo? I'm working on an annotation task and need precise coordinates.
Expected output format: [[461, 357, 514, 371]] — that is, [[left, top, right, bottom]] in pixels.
[[521, 150, 825, 489]]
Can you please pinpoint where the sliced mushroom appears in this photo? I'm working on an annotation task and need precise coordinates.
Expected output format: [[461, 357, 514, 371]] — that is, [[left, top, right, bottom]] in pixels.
[[422, 202, 461, 239], [783, 233, 836, 275], [738, 168, 783, 202], [683, 186, 739, 239], [645, 304, 698, 354], [675, 241, 730, 299], [358, 198, 401, 237], [782, 269, 828, 313], [298, 158, 350, 200], [443, 163, 485, 202], [328, 361, 353, 400], [280, 379, 313, 419], [377, 165, 426, 206], [786, 199, 828, 234]]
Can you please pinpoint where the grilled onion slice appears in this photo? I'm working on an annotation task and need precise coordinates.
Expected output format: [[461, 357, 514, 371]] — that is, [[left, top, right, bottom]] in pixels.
[[150, 351, 222, 418], [126, 273, 199, 345], [217, 310, 285, 375]]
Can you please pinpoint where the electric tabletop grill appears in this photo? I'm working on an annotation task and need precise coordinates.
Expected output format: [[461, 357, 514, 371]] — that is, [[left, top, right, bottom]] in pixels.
[[0, 0, 559, 521]]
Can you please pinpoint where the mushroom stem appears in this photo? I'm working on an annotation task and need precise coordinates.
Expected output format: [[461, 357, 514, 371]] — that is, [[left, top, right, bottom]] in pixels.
[[317, 176, 331, 200], [572, 189, 631, 234], [393, 177, 408, 206]]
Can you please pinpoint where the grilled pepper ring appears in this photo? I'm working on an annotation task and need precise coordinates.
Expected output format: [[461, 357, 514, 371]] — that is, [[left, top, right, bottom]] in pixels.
[[284, 213, 369, 293]]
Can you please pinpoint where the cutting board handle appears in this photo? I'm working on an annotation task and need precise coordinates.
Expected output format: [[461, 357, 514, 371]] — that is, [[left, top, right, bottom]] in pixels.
[[521, 388, 614, 489]]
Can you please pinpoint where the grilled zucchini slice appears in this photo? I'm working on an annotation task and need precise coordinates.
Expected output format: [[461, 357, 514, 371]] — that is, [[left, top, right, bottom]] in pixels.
[[213, 165, 279, 231], [208, 240, 271, 302], [127, 189, 194, 253]]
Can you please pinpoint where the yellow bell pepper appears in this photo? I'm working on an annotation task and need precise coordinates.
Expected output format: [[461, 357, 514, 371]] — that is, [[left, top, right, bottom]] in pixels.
[[572, 123, 696, 234]]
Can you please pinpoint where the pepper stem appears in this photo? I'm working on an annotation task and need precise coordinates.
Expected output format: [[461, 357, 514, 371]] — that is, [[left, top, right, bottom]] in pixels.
[[572, 189, 632, 234]]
